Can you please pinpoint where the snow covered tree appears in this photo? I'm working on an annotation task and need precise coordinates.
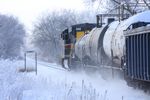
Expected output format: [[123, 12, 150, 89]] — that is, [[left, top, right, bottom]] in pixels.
[[0, 14, 25, 59], [32, 10, 78, 62]]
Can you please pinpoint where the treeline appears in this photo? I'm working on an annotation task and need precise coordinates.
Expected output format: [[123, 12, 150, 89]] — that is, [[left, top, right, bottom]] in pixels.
[[0, 8, 96, 61]]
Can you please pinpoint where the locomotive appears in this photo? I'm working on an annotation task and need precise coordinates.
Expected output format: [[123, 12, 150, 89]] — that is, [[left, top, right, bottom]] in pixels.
[[61, 11, 150, 90]]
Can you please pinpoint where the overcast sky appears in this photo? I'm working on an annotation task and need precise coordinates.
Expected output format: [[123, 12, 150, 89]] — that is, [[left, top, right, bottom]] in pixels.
[[0, 0, 85, 30]]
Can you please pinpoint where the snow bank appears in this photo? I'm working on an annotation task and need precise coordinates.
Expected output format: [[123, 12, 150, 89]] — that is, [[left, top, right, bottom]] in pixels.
[[0, 59, 149, 100]]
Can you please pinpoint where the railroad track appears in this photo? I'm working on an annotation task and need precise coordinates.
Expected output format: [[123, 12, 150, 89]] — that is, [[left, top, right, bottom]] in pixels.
[[37, 62, 68, 72]]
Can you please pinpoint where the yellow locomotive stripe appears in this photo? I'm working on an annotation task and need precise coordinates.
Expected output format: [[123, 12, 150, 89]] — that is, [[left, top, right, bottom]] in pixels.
[[76, 31, 85, 40]]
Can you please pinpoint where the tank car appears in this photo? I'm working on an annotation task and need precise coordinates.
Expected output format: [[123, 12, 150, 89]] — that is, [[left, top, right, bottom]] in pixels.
[[75, 11, 150, 67]]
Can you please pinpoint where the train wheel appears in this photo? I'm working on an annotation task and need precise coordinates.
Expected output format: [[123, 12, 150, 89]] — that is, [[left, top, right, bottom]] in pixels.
[[68, 58, 79, 70]]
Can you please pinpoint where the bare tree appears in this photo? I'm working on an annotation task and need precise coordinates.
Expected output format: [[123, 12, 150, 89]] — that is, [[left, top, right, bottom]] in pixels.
[[32, 10, 78, 62], [0, 14, 25, 59]]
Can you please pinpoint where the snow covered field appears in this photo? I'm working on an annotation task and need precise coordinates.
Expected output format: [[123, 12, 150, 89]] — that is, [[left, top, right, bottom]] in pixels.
[[0, 58, 150, 100]]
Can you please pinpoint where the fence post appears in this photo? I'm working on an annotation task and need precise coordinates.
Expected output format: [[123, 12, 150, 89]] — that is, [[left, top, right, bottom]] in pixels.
[[24, 53, 26, 71], [35, 52, 37, 75]]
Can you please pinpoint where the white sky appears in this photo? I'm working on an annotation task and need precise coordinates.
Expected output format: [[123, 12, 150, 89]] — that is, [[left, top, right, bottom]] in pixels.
[[0, 0, 85, 31]]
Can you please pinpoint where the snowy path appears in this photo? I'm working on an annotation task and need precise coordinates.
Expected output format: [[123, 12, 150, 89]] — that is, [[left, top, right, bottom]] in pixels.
[[0, 59, 149, 100]]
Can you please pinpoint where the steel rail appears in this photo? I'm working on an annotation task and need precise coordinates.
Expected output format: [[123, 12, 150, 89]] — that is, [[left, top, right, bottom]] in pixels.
[[37, 62, 68, 71]]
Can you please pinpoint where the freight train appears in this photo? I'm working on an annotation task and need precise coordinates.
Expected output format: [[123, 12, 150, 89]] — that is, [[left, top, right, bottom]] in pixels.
[[61, 11, 150, 90]]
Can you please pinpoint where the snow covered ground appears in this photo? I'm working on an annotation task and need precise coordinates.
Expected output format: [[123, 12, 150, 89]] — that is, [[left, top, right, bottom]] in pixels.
[[0, 58, 150, 100]]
